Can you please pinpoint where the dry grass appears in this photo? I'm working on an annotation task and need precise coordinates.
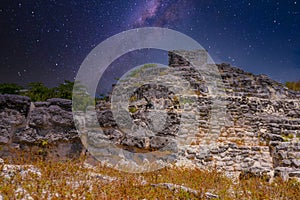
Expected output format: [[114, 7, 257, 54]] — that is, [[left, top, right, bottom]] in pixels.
[[0, 154, 299, 199]]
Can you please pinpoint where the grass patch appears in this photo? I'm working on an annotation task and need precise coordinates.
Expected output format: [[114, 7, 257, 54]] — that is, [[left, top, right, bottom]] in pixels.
[[283, 133, 294, 142], [127, 64, 158, 78], [0, 154, 299, 199], [128, 106, 138, 113]]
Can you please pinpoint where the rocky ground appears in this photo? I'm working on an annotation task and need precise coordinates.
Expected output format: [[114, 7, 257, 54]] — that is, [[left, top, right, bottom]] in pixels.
[[1, 157, 299, 199]]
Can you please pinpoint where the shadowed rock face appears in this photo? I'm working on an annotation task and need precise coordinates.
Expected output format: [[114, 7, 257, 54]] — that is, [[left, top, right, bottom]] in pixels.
[[1, 50, 300, 180], [0, 95, 30, 145], [0, 96, 81, 159]]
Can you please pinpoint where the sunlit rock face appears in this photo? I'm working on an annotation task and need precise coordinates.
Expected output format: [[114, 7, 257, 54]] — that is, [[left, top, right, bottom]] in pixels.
[[1, 50, 300, 179]]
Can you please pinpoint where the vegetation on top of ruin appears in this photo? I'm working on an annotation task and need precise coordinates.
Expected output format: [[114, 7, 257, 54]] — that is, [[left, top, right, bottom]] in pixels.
[[126, 63, 158, 78], [285, 80, 300, 91]]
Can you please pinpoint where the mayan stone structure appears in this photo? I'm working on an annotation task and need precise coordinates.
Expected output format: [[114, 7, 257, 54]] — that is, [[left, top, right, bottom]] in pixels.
[[167, 50, 300, 180], [1, 50, 300, 180]]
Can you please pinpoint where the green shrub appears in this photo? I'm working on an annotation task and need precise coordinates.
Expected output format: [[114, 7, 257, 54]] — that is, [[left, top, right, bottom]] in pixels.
[[286, 81, 300, 91], [128, 106, 138, 113], [0, 83, 23, 94]]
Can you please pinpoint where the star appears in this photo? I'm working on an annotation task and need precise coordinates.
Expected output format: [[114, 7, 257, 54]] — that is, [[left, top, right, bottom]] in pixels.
[[0, 0, 299, 90]]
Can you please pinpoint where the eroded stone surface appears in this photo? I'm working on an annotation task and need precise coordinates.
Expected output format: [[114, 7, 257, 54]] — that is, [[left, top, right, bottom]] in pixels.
[[1, 50, 300, 180]]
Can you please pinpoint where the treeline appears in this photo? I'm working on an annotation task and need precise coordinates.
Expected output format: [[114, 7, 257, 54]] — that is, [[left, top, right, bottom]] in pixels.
[[0, 80, 74, 101], [285, 81, 300, 91], [2, 79, 298, 102]]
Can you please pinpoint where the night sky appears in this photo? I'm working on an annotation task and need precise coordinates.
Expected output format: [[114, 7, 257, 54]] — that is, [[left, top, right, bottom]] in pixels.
[[0, 0, 299, 92]]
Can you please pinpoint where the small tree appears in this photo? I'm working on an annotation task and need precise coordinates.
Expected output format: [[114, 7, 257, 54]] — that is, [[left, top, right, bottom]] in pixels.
[[72, 82, 94, 111], [0, 83, 23, 94], [54, 80, 74, 99], [26, 82, 54, 101]]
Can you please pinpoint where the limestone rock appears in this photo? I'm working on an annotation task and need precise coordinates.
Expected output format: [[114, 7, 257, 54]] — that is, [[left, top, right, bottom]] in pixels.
[[1, 50, 300, 180]]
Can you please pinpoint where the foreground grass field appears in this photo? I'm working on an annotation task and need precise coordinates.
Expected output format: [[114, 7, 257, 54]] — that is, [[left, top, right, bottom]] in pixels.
[[0, 155, 299, 199]]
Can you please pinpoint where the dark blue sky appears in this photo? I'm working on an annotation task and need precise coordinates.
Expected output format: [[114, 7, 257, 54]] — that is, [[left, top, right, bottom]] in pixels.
[[0, 0, 299, 89]]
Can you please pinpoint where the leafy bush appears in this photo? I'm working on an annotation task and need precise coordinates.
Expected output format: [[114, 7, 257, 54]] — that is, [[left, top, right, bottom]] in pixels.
[[0, 80, 79, 101], [53, 80, 74, 100], [25, 82, 54, 101], [0, 83, 23, 94], [286, 81, 300, 91]]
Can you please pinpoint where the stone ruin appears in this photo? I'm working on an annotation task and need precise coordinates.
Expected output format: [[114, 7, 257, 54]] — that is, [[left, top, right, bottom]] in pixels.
[[1, 50, 300, 180]]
